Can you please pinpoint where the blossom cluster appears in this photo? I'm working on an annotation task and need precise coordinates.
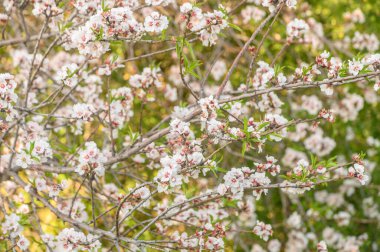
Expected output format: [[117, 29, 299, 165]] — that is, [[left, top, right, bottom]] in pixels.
[[180, 3, 228, 46], [1, 214, 29, 250], [75, 141, 107, 176], [42, 228, 101, 251], [0, 73, 18, 122], [218, 167, 271, 200], [15, 139, 53, 169], [155, 118, 206, 192]]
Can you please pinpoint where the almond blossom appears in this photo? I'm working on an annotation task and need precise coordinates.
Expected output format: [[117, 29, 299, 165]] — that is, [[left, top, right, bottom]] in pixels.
[[287, 19, 310, 40], [253, 221, 273, 241], [76, 141, 107, 176], [144, 12, 169, 33]]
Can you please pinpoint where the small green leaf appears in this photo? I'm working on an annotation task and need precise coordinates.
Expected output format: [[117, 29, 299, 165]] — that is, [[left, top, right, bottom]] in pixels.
[[29, 141, 35, 154], [160, 29, 167, 40], [228, 22, 243, 33], [241, 142, 247, 156], [257, 121, 270, 131]]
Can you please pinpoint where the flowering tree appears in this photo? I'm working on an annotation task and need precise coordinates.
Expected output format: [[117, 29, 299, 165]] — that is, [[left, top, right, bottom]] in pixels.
[[0, 0, 379, 251]]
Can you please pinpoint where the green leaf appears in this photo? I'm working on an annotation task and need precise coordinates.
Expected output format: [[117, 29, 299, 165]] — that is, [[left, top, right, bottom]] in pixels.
[[241, 142, 247, 156], [268, 132, 283, 141], [128, 126, 139, 143], [274, 65, 286, 75], [184, 58, 202, 79], [243, 117, 248, 132], [19, 214, 30, 226], [309, 152, 317, 168], [257, 121, 270, 131], [58, 1, 66, 8], [160, 29, 167, 40], [175, 37, 184, 57], [210, 167, 218, 177], [215, 167, 228, 173], [101, 0, 111, 11], [53, 153, 63, 162], [92, 27, 104, 41], [59, 21, 73, 32], [111, 54, 119, 63], [184, 39, 196, 60], [228, 22, 243, 33], [29, 141, 35, 154]]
